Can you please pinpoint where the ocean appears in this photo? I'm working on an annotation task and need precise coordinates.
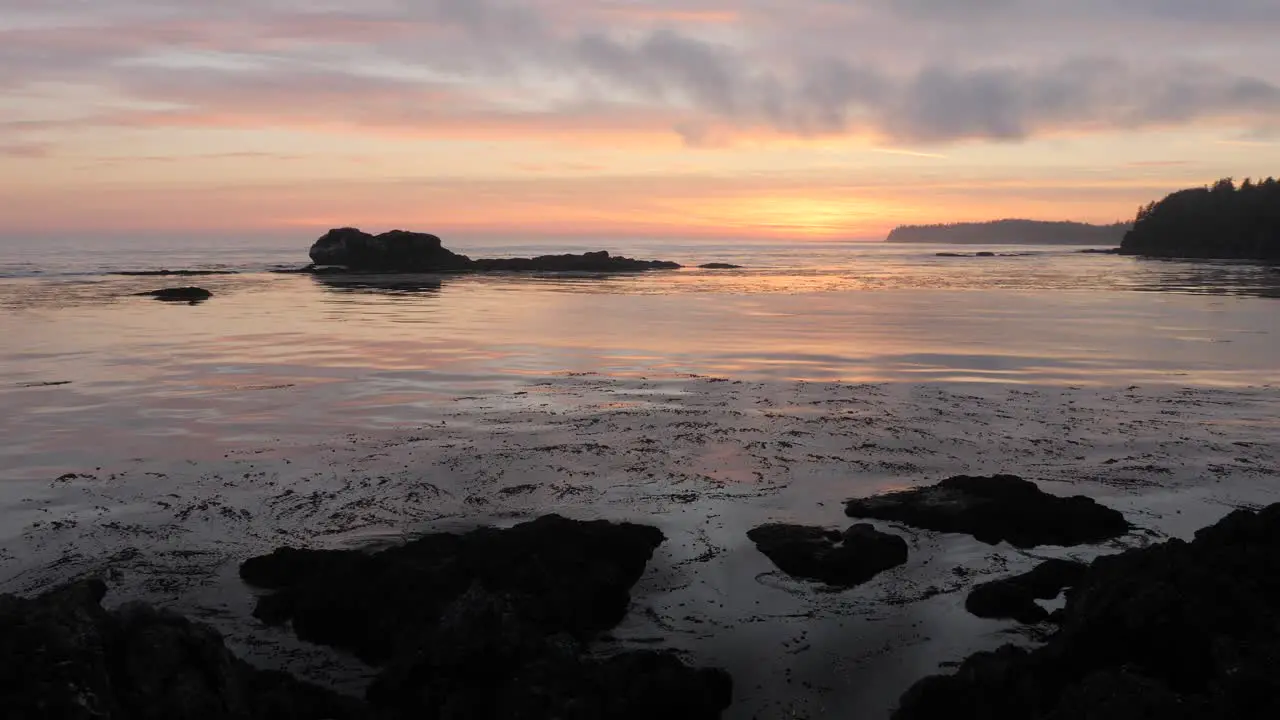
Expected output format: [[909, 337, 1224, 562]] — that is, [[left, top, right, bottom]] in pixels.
[[2, 233, 1279, 717]]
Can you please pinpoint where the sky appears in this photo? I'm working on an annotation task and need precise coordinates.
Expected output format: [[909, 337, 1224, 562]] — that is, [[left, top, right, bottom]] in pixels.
[[3, 0, 1279, 241]]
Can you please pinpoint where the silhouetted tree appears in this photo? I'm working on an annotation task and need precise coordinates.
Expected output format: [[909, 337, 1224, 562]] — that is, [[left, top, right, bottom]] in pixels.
[[1120, 177, 1280, 260]]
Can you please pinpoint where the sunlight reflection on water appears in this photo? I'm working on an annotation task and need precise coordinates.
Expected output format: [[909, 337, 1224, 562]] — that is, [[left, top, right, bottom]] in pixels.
[[1, 244, 1277, 480]]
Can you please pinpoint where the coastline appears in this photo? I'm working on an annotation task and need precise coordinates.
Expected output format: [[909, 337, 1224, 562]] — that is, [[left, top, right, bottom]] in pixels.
[[4, 376, 1278, 717]]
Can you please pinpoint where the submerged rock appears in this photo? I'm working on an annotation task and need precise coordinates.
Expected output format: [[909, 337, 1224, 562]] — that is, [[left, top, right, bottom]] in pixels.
[[893, 502, 1280, 720], [844, 475, 1130, 548], [0, 580, 368, 720], [138, 286, 213, 302], [965, 558, 1088, 623], [309, 228, 473, 272], [698, 263, 742, 269], [241, 514, 732, 719], [747, 523, 908, 587], [975, 251, 997, 257]]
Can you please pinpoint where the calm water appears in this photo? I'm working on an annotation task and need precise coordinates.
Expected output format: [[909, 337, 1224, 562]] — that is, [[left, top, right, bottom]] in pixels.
[[1, 235, 1278, 481]]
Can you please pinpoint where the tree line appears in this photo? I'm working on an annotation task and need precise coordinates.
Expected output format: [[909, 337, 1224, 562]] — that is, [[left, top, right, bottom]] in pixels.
[[1121, 177, 1280, 260]]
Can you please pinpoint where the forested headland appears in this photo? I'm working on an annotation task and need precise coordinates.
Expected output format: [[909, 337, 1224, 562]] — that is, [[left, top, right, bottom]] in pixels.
[[1120, 177, 1280, 260]]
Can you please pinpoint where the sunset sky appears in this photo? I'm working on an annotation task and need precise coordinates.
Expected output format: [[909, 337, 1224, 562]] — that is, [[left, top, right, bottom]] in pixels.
[[3, 0, 1279, 240]]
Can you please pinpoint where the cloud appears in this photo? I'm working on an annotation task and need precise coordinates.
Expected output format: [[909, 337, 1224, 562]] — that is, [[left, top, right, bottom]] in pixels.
[[872, 0, 1280, 23], [0, 141, 52, 158], [2, 0, 1279, 147]]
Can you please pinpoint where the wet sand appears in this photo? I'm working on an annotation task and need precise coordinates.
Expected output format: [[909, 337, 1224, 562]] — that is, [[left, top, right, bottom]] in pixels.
[[3, 376, 1278, 718]]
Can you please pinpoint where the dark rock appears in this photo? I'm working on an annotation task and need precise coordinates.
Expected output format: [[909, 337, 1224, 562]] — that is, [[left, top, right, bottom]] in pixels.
[[241, 514, 731, 719], [895, 645, 1043, 720], [309, 227, 473, 272], [116, 270, 238, 276], [747, 523, 908, 587], [893, 502, 1280, 720], [1077, 248, 1121, 254], [845, 474, 1130, 548], [240, 515, 664, 662], [965, 558, 1088, 623], [698, 263, 742, 269], [137, 287, 213, 302], [306, 228, 680, 273], [483, 649, 733, 720], [935, 252, 967, 257], [0, 579, 368, 720], [975, 251, 997, 257], [472, 251, 680, 272], [1042, 669, 1205, 720]]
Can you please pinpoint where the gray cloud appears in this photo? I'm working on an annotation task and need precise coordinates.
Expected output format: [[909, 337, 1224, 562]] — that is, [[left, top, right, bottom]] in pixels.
[[867, 0, 1280, 23], [3, 0, 1279, 146]]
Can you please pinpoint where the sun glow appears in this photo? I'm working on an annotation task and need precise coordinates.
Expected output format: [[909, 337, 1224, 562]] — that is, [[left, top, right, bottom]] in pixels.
[[669, 194, 905, 238]]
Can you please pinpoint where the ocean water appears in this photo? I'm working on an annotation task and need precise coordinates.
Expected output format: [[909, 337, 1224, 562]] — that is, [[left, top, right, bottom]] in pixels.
[[2, 235, 1278, 482], [3, 233, 1280, 717]]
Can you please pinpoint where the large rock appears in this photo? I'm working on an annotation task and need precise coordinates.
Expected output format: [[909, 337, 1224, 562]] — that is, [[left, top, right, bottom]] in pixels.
[[0, 580, 367, 720], [309, 228, 473, 271], [845, 475, 1130, 548], [965, 558, 1088, 623], [893, 503, 1280, 720], [241, 514, 732, 719], [472, 251, 680, 272], [239, 514, 665, 662], [747, 523, 908, 587]]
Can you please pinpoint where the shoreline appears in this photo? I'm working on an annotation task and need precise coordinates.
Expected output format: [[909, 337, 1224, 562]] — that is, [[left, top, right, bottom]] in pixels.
[[4, 376, 1278, 717]]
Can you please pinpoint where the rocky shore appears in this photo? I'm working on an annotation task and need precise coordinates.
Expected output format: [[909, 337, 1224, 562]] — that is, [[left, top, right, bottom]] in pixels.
[[0, 580, 368, 720], [9, 497, 1280, 718], [5, 377, 1280, 719], [897, 502, 1280, 719], [0, 515, 731, 720], [240, 514, 730, 719]]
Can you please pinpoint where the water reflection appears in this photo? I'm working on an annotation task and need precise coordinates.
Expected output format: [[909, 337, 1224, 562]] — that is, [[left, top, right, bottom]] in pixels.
[[310, 272, 450, 295], [1126, 257, 1280, 299]]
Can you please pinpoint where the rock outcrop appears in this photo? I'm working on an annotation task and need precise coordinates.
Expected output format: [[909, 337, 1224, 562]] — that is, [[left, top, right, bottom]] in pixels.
[[137, 287, 213, 302], [306, 228, 681, 273], [472, 251, 680, 272], [0, 580, 368, 720], [844, 475, 1130, 548], [309, 228, 473, 272], [747, 523, 908, 587], [965, 558, 1088, 623], [894, 503, 1280, 720], [698, 263, 742, 269], [240, 514, 732, 719]]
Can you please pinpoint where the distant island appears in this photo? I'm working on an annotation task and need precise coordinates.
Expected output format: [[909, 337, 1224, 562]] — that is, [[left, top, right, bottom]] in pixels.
[[1120, 177, 1279, 260], [885, 219, 1130, 245]]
